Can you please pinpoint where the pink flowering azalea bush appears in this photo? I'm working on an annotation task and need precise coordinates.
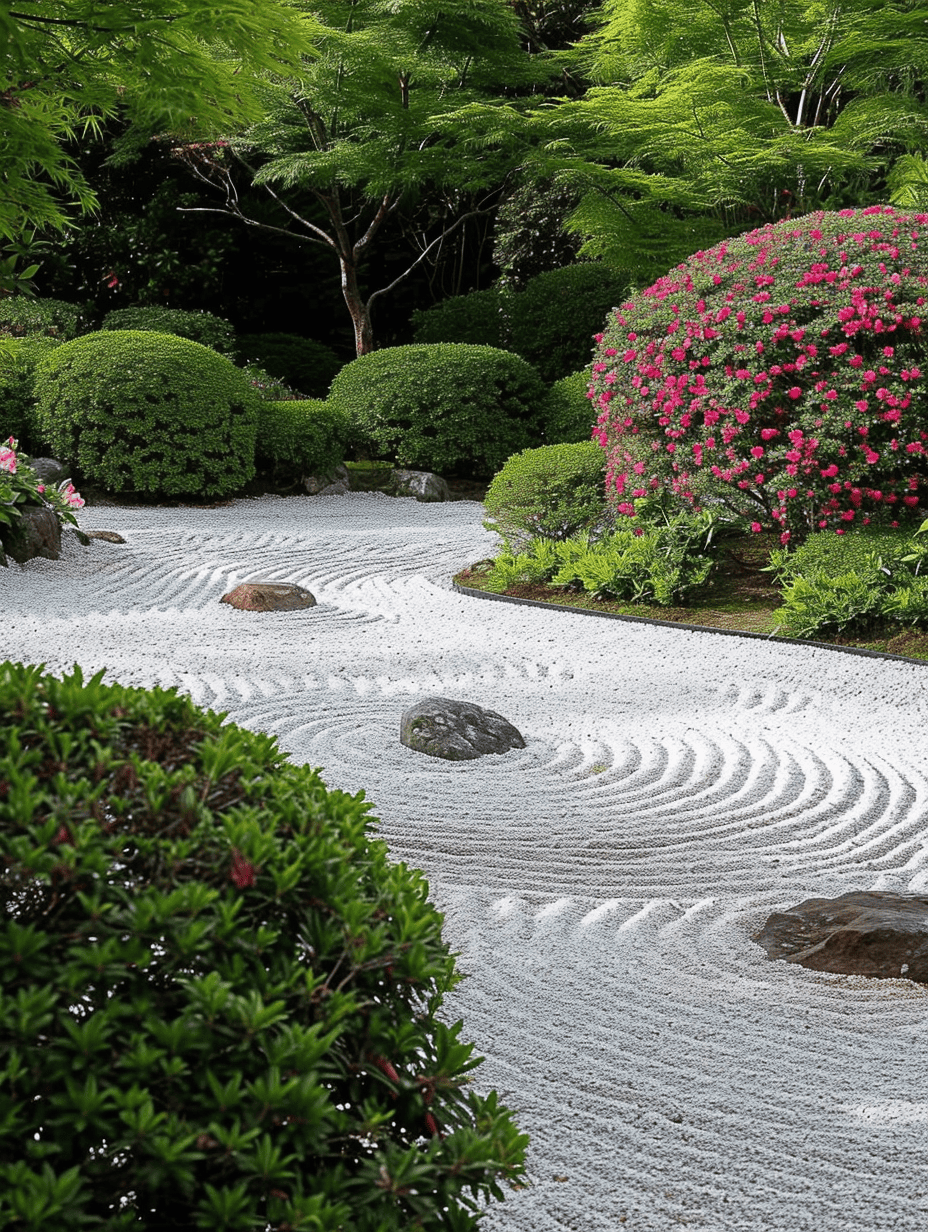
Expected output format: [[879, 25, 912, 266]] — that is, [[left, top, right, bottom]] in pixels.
[[590, 206, 928, 544], [0, 436, 83, 563]]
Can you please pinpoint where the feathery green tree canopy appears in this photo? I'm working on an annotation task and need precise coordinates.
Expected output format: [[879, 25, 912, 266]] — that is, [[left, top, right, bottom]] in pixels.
[[537, 0, 928, 281]]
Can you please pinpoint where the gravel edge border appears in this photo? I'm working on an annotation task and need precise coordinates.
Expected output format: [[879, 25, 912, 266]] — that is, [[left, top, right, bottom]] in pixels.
[[452, 581, 927, 667]]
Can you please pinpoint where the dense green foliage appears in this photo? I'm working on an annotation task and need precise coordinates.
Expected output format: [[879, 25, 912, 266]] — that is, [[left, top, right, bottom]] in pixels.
[[330, 344, 546, 476], [591, 206, 928, 542], [255, 399, 351, 486], [541, 370, 594, 445], [101, 307, 237, 356], [0, 298, 85, 340], [0, 661, 528, 1230], [507, 265, 620, 383], [411, 290, 507, 351], [235, 334, 342, 398], [0, 337, 63, 453], [483, 442, 606, 546], [33, 331, 260, 499]]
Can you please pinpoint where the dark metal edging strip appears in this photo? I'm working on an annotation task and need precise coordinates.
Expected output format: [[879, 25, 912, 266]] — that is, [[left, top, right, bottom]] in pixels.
[[452, 581, 926, 667]]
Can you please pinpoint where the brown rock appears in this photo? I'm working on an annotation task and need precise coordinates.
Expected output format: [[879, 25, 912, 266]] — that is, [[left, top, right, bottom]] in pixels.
[[753, 891, 928, 982], [86, 530, 126, 544], [220, 582, 317, 612], [5, 506, 61, 564]]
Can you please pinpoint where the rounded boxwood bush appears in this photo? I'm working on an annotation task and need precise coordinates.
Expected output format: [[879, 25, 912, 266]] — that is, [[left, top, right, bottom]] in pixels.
[[591, 205, 928, 544], [102, 306, 237, 357], [235, 333, 342, 398], [33, 331, 260, 499], [0, 661, 528, 1231], [329, 344, 547, 476], [410, 288, 508, 350], [543, 369, 596, 445], [255, 399, 351, 485], [508, 264, 624, 384], [0, 297, 85, 340], [0, 336, 62, 453], [483, 441, 607, 545]]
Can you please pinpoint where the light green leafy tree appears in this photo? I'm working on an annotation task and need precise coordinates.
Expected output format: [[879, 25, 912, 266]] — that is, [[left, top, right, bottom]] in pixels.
[[0, 0, 317, 277], [176, 0, 552, 354], [535, 0, 928, 279]]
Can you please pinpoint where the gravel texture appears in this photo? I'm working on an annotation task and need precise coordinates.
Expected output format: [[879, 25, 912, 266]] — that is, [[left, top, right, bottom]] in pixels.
[[3, 491, 928, 1231]]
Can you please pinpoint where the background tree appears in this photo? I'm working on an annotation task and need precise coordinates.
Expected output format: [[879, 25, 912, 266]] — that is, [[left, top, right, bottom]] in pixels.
[[176, 0, 554, 354], [536, 0, 928, 282]]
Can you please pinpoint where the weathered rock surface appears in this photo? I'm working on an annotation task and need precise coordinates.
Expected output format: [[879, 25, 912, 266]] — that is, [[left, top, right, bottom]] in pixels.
[[753, 890, 928, 982], [220, 582, 317, 612], [400, 697, 525, 761], [304, 463, 350, 496], [388, 470, 452, 502], [26, 457, 69, 486], [5, 506, 62, 564], [86, 530, 126, 544]]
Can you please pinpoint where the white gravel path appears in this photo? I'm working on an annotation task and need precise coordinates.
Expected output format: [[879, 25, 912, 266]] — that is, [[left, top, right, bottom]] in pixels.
[[3, 491, 928, 1231]]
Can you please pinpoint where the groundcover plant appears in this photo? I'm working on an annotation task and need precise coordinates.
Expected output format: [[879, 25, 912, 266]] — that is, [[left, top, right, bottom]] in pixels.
[[590, 205, 928, 543]]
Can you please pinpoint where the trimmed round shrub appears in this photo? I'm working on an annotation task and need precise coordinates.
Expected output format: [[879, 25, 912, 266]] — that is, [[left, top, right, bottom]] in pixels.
[[0, 336, 62, 453], [543, 369, 596, 444], [0, 296, 85, 340], [255, 399, 351, 484], [235, 333, 342, 398], [591, 205, 928, 544], [0, 661, 528, 1230], [483, 441, 607, 545], [411, 287, 508, 350], [330, 344, 547, 476], [508, 265, 624, 383], [33, 331, 260, 499], [101, 306, 237, 356]]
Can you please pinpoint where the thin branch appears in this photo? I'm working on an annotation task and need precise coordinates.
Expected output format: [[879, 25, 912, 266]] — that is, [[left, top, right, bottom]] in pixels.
[[367, 203, 496, 309]]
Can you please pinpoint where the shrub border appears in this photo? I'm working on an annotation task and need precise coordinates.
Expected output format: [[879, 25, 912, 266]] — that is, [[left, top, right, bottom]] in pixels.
[[452, 581, 927, 666]]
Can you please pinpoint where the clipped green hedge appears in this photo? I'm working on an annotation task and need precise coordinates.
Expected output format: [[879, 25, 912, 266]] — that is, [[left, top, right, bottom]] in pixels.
[[0, 297, 85, 340], [543, 370, 595, 445], [236, 333, 342, 398], [507, 264, 622, 384], [33, 331, 260, 499], [0, 661, 528, 1231], [101, 306, 237, 356], [0, 336, 62, 453], [255, 399, 351, 484], [410, 288, 508, 350], [330, 343, 546, 476], [483, 441, 607, 546]]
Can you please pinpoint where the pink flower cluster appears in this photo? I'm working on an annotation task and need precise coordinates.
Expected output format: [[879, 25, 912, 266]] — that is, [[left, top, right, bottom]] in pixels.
[[0, 437, 16, 474], [589, 206, 928, 540]]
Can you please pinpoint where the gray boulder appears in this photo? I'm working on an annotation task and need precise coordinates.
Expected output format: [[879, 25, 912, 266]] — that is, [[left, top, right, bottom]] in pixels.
[[26, 457, 69, 486], [401, 697, 525, 761], [753, 890, 928, 982], [304, 463, 350, 496], [388, 470, 451, 502], [4, 506, 61, 564]]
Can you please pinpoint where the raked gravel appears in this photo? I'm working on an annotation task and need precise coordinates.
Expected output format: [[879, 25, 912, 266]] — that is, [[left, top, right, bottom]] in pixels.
[[3, 491, 928, 1231]]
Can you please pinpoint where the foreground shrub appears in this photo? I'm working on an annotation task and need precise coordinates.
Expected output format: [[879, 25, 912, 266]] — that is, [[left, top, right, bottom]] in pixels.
[[508, 264, 623, 384], [0, 336, 62, 453], [34, 331, 260, 499], [330, 344, 546, 476], [483, 442, 607, 546], [101, 306, 237, 356], [0, 297, 85, 340], [0, 438, 83, 565], [236, 333, 342, 398], [255, 399, 351, 485], [411, 288, 507, 350], [591, 205, 928, 543], [543, 370, 596, 444], [0, 662, 528, 1230]]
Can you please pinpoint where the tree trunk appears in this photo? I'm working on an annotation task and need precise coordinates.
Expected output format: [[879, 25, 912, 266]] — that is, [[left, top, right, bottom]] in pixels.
[[340, 253, 374, 356]]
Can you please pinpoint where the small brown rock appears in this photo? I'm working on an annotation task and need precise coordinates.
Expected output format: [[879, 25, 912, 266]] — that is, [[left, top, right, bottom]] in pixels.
[[753, 890, 928, 982], [220, 582, 317, 612], [86, 530, 126, 544]]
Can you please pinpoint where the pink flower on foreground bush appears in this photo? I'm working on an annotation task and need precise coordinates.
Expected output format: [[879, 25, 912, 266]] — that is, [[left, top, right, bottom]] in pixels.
[[0, 438, 84, 531], [589, 206, 928, 539]]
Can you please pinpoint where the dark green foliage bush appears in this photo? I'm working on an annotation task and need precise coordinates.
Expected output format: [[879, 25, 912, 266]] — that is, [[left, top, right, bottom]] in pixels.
[[330, 344, 546, 476], [507, 265, 623, 384], [483, 442, 607, 546], [235, 333, 342, 398], [101, 307, 237, 357], [33, 332, 260, 499], [410, 289, 507, 350], [240, 363, 307, 403], [255, 399, 351, 485], [0, 337, 62, 453], [0, 297, 85, 340], [543, 370, 595, 445], [0, 662, 528, 1230]]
